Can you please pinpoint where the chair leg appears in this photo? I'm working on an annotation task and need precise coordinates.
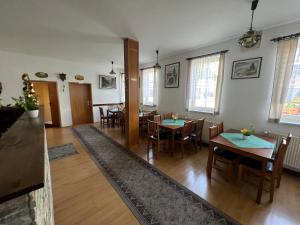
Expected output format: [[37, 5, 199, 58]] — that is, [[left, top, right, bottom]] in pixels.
[[238, 165, 244, 184], [147, 139, 150, 161], [181, 143, 184, 158], [276, 169, 283, 188], [227, 163, 233, 180], [270, 175, 275, 202], [156, 142, 160, 160]]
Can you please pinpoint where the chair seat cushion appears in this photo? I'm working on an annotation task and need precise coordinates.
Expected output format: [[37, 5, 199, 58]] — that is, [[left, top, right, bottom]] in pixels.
[[214, 147, 238, 161], [150, 133, 171, 141], [240, 157, 273, 172]]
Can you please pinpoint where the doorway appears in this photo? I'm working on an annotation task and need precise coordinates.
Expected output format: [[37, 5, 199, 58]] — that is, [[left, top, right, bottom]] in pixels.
[[32, 81, 61, 127], [69, 83, 93, 125]]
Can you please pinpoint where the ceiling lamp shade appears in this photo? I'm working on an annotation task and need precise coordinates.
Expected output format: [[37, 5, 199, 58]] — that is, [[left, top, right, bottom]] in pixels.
[[153, 50, 161, 69], [238, 0, 261, 48], [109, 61, 116, 75]]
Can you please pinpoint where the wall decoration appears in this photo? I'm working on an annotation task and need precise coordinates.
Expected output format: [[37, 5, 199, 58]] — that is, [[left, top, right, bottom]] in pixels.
[[99, 75, 116, 89], [0, 82, 2, 95], [231, 57, 262, 79], [75, 74, 84, 81], [35, 72, 48, 78], [165, 62, 180, 88]]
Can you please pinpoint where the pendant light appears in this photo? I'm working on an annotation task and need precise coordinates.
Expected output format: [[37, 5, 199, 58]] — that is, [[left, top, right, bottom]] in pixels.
[[238, 0, 261, 48], [153, 50, 161, 69], [109, 61, 116, 75]]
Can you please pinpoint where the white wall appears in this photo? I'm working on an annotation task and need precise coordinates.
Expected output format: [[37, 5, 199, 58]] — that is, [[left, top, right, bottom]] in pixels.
[[0, 50, 122, 127], [141, 20, 300, 137]]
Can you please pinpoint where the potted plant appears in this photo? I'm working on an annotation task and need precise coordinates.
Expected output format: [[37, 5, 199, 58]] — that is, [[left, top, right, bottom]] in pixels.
[[241, 128, 252, 140], [12, 74, 39, 118]]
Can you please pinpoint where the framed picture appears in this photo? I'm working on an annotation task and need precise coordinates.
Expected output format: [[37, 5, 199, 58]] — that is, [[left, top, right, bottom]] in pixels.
[[231, 57, 262, 79], [165, 62, 180, 88], [99, 75, 116, 89]]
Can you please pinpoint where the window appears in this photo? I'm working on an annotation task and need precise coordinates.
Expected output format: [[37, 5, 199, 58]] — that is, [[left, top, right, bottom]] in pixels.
[[142, 68, 157, 106], [187, 53, 225, 113], [280, 40, 300, 124]]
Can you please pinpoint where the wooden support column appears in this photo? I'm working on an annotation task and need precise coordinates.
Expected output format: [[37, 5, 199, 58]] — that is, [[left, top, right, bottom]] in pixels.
[[124, 38, 139, 147]]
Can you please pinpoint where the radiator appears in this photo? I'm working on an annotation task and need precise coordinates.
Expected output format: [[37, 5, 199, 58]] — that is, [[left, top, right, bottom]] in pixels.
[[268, 132, 300, 172]]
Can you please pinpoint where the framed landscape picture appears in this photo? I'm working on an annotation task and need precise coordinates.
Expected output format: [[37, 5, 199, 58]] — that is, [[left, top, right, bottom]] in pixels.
[[165, 62, 180, 88], [99, 75, 116, 89], [231, 57, 262, 79]]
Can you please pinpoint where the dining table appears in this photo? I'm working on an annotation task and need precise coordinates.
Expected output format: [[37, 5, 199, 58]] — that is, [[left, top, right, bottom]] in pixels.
[[107, 108, 120, 128], [159, 119, 186, 156], [206, 129, 277, 203]]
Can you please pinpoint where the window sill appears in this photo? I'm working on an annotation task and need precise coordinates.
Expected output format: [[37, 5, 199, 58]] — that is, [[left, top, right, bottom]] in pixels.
[[187, 110, 215, 115]]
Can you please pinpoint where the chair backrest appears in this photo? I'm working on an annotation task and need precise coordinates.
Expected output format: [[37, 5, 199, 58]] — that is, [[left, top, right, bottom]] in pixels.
[[147, 120, 158, 138], [99, 107, 104, 118], [163, 112, 172, 120], [274, 133, 292, 173], [195, 118, 205, 136], [209, 126, 219, 140], [217, 122, 224, 134], [153, 115, 161, 124], [148, 110, 157, 121], [181, 121, 194, 138]]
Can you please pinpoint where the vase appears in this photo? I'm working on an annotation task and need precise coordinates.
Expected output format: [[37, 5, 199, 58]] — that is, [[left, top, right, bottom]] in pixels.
[[27, 109, 39, 118], [242, 134, 249, 140]]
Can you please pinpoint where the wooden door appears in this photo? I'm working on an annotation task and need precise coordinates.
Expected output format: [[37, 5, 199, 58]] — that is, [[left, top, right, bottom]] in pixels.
[[48, 82, 61, 127], [69, 83, 93, 125], [33, 82, 52, 122]]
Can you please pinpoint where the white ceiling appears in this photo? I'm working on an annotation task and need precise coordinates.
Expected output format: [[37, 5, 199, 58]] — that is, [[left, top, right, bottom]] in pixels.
[[0, 0, 299, 67]]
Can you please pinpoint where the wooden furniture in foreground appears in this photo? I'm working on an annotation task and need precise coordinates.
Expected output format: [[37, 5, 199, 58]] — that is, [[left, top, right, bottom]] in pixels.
[[0, 107, 24, 137], [238, 133, 292, 202], [69, 82, 93, 125], [191, 118, 205, 150], [0, 108, 54, 224], [175, 121, 194, 158], [209, 125, 238, 180], [207, 129, 276, 203], [124, 38, 139, 147], [147, 120, 170, 159]]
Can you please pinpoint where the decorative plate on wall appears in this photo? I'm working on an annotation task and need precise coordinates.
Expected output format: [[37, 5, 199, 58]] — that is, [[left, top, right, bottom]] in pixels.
[[75, 75, 84, 81], [35, 72, 48, 78]]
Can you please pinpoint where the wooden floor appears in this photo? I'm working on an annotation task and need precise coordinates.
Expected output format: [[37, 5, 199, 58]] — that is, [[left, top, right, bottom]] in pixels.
[[47, 125, 300, 225]]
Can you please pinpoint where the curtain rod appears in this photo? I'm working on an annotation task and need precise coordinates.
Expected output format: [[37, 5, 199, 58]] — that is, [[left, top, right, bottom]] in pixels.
[[186, 50, 229, 61], [270, 32, 300, 42], [140, 66, 154, 70]]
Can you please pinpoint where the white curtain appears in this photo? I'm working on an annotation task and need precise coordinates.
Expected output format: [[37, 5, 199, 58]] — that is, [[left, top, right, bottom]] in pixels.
[[269, 38, 299, 121], [186, 52, 225, 114], [119, 73, 125, 103], [142, 68, 157, 106]]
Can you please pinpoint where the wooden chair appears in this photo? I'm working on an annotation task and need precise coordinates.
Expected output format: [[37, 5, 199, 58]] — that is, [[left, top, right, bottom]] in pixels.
[[175, 121, 194, 158], [99, 107, 110, 127], [209, 125, 238, 179], [190, 118, 205, 150], [153, 114, 161, 124], [147, 120, 169, 160], [238, 133, 292, 202], [163, 112, 172, 120], [148, 110, 157, 121]]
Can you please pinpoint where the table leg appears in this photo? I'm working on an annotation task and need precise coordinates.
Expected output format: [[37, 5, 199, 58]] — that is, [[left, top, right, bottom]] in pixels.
[[206, 142, 214, 178], [256, 159, 267, 204], [112, 113, 115, 128], [171, 130, 175, 157]]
